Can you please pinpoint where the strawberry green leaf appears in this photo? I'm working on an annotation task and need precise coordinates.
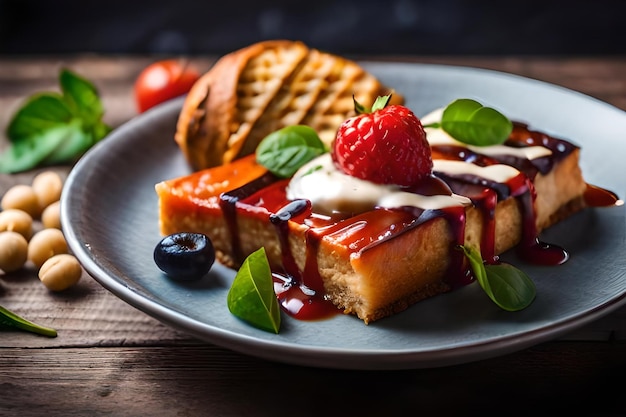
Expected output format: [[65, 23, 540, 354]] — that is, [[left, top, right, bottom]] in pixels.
[[256, 125, 326, 178], [353, 94, 392, 114], [459, 245, 536, 311], [0, 304, 57, 337], [227, 247, 281, 333], [370, 94, 392, 112], [439, 99, 513, 146]]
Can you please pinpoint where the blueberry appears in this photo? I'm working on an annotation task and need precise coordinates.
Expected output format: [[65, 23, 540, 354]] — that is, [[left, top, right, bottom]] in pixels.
[[154, 232, 215, 280]]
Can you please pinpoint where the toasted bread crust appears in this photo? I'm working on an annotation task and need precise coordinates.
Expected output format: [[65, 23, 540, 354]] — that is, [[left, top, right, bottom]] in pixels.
[[175, 40, 402, 170]]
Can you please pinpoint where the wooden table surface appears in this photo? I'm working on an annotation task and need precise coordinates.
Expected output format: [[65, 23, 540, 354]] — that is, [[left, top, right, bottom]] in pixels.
[[1, 55, 625, 416]]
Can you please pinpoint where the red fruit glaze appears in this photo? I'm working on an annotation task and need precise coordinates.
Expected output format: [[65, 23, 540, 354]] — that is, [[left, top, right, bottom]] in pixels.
[[331, 104, 433, 186]]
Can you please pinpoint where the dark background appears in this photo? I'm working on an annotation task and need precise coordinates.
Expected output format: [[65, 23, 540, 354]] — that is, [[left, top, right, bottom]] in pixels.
[[0, 0, 625, 56]]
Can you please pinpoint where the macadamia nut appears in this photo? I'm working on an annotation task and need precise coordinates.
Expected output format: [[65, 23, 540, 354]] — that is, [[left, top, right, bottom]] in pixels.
[[0, 231, 29, 272], [27, 228, 68, 269], [41, 201, 62, 229], [0, 208, 33, 240], [1, 184, 41, 218], [38, 254, 82, 291], [32, 171, 63, 210]]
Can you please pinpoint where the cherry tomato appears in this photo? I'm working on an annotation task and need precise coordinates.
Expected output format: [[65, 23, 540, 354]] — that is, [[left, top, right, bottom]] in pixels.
[[134, 59, 200, 113]]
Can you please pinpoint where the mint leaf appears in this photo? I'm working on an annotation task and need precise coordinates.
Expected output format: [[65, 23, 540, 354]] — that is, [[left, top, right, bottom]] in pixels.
[[60, 68, 105, 129], [483, 263, 536, 311], [227, 247, 281, 333], [42, 120, 94, 165], [6, 93, 74, 142], [256, 125, 326, 178], [427, 99, 513, 146], [91, 120, 113, 143], [0, 68, 111, 173], [459, 245, 536, 311], [0, 123, 83, 173], [0, 304, 57, 337]]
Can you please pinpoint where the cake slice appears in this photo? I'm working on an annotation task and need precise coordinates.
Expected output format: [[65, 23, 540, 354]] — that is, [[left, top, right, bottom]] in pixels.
[[159, 41, 618, 324], [174, 40, 402, 170], [156, 118, 595, 324]]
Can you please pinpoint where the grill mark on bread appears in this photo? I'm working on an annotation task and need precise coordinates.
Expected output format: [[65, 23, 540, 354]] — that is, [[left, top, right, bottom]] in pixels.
[[237, 49, 335, 158], [299, 56, 400, 147], [224, 42, 309, 162], [175, 40, 402, 170], [300, 57, 355, 146]]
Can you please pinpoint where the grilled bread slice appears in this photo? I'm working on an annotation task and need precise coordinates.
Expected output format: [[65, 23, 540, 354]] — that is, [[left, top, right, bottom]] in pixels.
[[175, 40, 402, 170]]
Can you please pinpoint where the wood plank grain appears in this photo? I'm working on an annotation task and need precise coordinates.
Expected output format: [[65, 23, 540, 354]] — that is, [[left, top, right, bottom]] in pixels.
[[0, 270, 195, 348], [1, 343, 625, 416], [1, 55, 625, 417]]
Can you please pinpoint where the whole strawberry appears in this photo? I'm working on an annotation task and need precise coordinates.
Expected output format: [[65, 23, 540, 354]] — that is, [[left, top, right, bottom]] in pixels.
[[331, 95, 433, 187]]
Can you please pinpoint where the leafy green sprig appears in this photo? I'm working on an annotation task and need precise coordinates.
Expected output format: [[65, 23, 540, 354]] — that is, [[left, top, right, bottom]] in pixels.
[[255, 125, 326, 178], [227, 247, 281, 333], [423, 98, 513, 146], [0, 304, 58, 337], [0, 69, 112, 173], [459, 245, 536, 311]]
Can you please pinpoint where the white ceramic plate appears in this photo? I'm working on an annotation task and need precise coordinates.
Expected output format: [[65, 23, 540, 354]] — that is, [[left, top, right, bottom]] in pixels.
[[62, 62, 626, 370]]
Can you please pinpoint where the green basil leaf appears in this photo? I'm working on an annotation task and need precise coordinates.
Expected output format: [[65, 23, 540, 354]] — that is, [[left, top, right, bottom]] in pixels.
[[227, 247, 281, 333], [0, 123, 83, 173], [0, 304, 57, 337], [42, 120, 94, 165], [459, 245, 536, 311], [59, 68, 104, 128], [256, 125, 326, 178], [91, 120, 113, 142], [2, 68, 112, 173], [440, 99, 513, 146], [483, 263, 536, 311], [459, 244, 488, 286], [6, 93, 73, 142]]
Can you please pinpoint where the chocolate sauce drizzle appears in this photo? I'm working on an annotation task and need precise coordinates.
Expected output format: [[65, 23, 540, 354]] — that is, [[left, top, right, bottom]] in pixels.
[[218, 123, 620, 321]]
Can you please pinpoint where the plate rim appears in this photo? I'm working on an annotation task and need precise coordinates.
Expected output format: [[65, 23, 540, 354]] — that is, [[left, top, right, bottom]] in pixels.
[[61, 61, 626, 370]]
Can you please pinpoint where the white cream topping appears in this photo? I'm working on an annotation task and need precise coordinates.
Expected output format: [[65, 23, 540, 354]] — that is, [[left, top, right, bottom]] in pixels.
[[286, 154, 471, 215], [286, 107, 550, 215], [422, 108, 553, 160], [433, 160, 520, 183]]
